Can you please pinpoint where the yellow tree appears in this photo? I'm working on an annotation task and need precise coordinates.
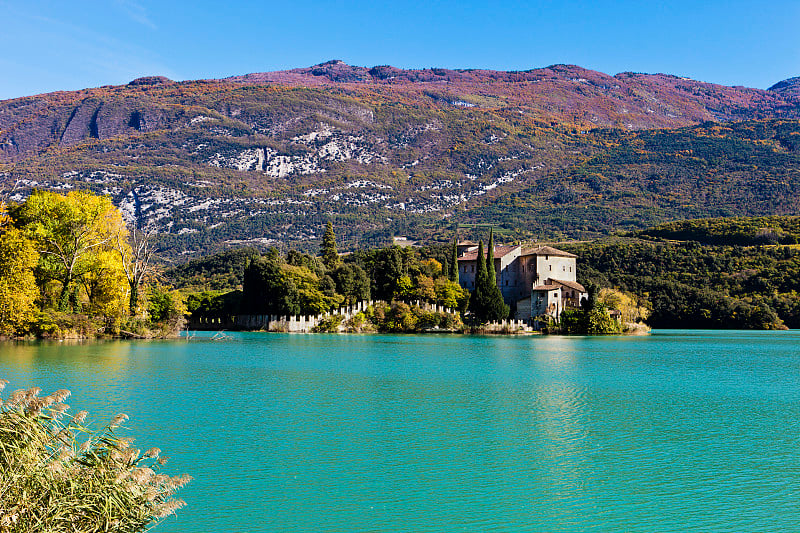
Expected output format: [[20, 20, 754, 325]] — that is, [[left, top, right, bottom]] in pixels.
[[0, 201, 10, 229], [81, 249, 129, 320], [14, 190, 128, 313], [0, 179, 20, 229], [0, 227, 39, 335]]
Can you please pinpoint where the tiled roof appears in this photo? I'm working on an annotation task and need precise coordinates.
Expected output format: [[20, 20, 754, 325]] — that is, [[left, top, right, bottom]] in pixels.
[[549, 279, 586, 292], [521, 245, 577, 258], [457, 245, 520, 261], [532, 284, 560, 292]]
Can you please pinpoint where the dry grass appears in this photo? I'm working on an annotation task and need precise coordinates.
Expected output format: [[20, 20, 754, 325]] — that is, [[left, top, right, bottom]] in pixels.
[[0, 379, 191, 532]]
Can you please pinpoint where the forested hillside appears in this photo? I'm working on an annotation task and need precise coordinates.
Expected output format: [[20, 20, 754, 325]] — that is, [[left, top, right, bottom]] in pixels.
[[564, 231, 800, 330]]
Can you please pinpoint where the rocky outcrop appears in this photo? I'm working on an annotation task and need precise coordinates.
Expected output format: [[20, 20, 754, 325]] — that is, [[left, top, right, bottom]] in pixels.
[[128, 76, 172, 86]]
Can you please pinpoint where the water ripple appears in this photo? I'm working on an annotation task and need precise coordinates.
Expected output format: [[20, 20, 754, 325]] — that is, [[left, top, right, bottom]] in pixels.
[[3, 331, 800, 531]]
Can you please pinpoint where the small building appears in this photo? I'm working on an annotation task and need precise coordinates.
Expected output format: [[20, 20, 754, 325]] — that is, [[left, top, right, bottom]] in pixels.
[[392, 236, 418, 248], [531, 285, 563, 318]]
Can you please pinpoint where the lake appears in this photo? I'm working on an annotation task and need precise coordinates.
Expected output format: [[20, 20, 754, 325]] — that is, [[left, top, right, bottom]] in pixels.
[[2, 330, 800, 532]]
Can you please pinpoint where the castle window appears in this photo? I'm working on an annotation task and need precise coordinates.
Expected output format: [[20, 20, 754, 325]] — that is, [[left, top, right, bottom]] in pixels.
[[471, 265, 474, 273], [549, 265, 552, 271]]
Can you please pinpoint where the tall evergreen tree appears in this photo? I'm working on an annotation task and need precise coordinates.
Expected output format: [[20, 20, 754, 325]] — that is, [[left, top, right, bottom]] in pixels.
[[486, 229, 496, 283], [475, 240, 486, 288], [449, 237, 459, 284], [474, 230, 509, 322], [321, 221, 340, 270], [468, 240, 486, 320]]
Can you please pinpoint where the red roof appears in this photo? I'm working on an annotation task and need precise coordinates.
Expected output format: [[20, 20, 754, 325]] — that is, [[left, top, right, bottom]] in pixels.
[[521, 245, 577, 258], [457, 245, 520, 261]]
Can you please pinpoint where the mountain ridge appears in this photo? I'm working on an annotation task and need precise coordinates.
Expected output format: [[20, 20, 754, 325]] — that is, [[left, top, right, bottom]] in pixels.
[[2, 61, 799, 163], [1, 62, 800, 258]]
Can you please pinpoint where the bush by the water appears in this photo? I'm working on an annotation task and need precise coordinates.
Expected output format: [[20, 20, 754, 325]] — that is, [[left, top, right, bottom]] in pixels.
[[559, 306, 623, 335], [0, 379, 190, 532]]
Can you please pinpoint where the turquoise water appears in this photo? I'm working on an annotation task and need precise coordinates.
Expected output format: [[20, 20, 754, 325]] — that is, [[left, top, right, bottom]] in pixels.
[[2, 331, 800, 531]]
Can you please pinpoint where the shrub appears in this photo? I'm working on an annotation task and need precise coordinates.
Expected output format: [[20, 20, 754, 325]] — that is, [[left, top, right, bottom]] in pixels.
[[559, 306, 622, 335], [312, 315, 344, 333], [0, 380, 190, 532]]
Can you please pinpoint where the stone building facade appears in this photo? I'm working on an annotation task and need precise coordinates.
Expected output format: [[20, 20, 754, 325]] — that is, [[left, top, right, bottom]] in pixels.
[[456, 243, 586, 320]]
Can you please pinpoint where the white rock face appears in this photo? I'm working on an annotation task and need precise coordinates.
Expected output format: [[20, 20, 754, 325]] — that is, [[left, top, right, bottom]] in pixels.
[[202, 121, 385, 176]]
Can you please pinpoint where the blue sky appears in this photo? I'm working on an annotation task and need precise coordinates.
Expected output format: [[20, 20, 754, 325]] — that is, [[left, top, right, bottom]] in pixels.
[[1, 0, 798, 100]]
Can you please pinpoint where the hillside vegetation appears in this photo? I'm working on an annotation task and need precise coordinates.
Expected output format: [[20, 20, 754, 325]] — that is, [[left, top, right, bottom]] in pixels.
[[636, 215, 800, 245], [1, 62, 799, 256], [563, 220, 800, 329]]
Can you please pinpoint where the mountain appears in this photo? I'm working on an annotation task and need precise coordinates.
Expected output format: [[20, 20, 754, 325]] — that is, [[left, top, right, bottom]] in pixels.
[[1, 61, 799, 257], [769, 77, 800, 99]]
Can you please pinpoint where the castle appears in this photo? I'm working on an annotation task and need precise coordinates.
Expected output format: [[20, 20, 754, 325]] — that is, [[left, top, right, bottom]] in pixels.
[[456, 243, 586, 320]]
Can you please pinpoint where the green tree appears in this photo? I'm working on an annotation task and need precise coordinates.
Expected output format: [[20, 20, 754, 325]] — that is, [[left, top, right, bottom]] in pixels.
[[333, 264, 370, 305], [468, 234, 509, 323], [147, 284, 185, 333], [582, 283, 598, 311], [321, 222, 340, 270], [356, 246, 405, 300], [241, 255, 298, 316], [394, 275, 415, 301], [486, 229, 496, 282], [468, 240, 487, 319], [449, 237, 459, 284], [283, 264, 342, 314], [434, 278, 468, 310], [586, 306, 622, 334]]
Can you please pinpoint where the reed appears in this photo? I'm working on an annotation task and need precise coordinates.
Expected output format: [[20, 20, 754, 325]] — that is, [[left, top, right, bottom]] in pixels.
[[0, 379, 191, 532]]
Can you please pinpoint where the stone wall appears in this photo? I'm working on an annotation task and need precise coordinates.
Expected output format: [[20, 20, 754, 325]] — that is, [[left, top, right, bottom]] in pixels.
[[187, 300, 459, 333]]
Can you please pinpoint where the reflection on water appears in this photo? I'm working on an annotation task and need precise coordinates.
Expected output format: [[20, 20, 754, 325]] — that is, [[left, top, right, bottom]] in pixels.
[[2, 331, 800, 532]]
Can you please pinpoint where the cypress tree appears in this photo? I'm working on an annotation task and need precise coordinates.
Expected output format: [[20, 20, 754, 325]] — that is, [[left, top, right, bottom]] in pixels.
[[468, 240, 487, 320], [482, 229, 509, 321], [485, 282, 510, 321], [321, 221, 340, 270], [486, 229, 496, 283], [449, 237, 459, 284], [475, 240, 486, 289]]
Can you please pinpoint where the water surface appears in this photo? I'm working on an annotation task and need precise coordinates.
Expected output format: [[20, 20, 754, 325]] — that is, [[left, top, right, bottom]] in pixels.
[[1, 331, 799, 532]]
